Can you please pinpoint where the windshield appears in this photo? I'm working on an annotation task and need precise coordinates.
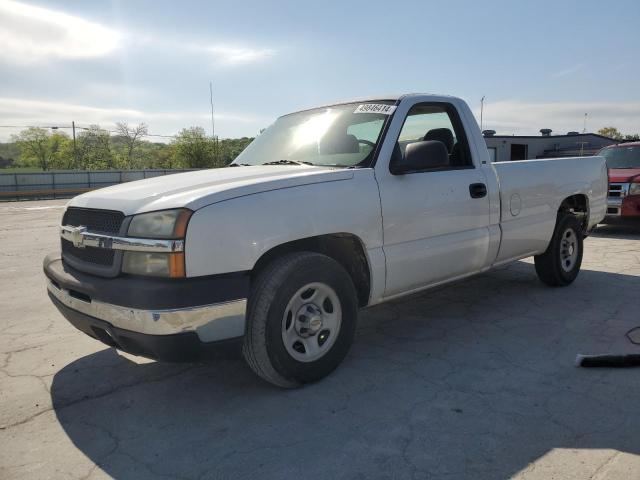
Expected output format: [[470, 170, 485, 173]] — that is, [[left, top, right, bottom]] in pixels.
[[600, 145, 640, 169], [233, 101, 395, 167]]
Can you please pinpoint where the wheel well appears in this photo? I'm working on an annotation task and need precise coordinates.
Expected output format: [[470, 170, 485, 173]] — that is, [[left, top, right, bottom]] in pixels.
[[251, 234, 371, 307], [558, 194, 589, 229]]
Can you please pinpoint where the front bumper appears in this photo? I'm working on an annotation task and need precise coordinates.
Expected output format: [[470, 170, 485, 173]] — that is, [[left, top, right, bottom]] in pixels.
[[49, 293, 242, 361], [606, 182, 640, 218], [44, 254, 249, 361], [606, 195, 640, 218]]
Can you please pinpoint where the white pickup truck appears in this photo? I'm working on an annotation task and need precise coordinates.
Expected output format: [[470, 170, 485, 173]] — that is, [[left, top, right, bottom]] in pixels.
[[44, 94, 607, 387]]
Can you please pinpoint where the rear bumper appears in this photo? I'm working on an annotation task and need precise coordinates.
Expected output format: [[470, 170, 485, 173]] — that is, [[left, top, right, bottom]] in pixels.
[[44, 253, 249, 361]]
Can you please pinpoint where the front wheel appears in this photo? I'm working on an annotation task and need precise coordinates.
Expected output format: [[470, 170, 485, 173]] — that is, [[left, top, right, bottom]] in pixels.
[[243, 252, 358, 388], [534, 214, 583, 286]]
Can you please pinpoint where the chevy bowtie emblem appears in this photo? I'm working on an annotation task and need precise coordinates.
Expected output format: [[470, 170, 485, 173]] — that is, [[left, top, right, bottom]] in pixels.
[[69, 226, 87, 248]]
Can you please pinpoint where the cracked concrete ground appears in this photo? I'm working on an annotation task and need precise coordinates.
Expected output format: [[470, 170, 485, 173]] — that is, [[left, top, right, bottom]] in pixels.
[[1, 199, 639, 480]]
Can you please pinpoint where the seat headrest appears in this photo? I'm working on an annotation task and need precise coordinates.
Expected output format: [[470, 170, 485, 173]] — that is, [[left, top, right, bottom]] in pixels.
[[423, 128, 454, 153], [398, 140, 450, 171], [319, 134, 359, 155]]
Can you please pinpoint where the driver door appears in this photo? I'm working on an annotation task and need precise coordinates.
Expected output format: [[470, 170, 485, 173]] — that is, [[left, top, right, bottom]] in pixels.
[[377, 101, 492, 297]]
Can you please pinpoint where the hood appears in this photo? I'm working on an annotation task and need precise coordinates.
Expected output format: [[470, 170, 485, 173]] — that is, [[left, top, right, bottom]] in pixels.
[[608, 168, 640, 183], [69, 165, 354, 215]]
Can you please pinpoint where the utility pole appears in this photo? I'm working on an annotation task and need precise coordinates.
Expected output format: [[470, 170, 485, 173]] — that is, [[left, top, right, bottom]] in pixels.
[[72, 121, 77, 168], [480, 96, 486, 131], [577, 141, 588, 157], [209, 81, 215, 139], [582, 113, 588, 134], [209, 81, 218, 163]]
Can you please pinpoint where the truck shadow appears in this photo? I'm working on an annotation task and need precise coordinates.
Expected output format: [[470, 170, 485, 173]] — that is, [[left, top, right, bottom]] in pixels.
[[50, 264, 640, 480], [592, 221, 640, 239]]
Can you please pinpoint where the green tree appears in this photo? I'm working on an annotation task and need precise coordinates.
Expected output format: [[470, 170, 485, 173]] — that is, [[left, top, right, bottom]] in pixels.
[[150, 143, 180, 169], [12, 127, 67, 170], [115, 122, 148, 168], [48, 132, 74, 169], [597, 127, 623, 140], [75, 125, 115, 169], [172, 127, 219, 168], [218, 137, 253, 165], [0, 141, 21, 168]]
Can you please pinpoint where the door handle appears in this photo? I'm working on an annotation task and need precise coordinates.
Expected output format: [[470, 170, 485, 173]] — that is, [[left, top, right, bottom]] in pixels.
[[469, 183, 487, 199]]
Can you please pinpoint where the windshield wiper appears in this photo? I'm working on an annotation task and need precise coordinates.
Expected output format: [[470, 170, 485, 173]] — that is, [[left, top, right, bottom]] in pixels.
[[262, 159, 314, 166], [228, 163, 251, 167]]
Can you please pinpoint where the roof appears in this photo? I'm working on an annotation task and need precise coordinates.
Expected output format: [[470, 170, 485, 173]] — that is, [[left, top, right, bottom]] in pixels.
[[283, 93, 457, 117], [486, 133, 618, 141], [600, 141, 640, 148]]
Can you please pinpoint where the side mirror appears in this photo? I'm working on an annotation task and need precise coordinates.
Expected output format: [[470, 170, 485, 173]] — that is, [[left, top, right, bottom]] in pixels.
[[391, 140, 450, 174]]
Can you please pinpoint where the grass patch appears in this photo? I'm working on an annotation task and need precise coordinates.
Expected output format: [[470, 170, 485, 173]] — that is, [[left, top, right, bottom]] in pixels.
[[0, 167, 45, 173]]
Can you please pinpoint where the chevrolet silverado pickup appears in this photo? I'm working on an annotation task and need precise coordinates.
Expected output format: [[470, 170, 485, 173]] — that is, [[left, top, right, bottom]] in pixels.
[[44, 94, 608, 387], [598, 142, 640, 219]]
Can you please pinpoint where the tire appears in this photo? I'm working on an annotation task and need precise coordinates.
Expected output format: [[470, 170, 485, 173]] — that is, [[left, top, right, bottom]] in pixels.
[[534, 214, 583, 287], [242, 252, 358, 388]]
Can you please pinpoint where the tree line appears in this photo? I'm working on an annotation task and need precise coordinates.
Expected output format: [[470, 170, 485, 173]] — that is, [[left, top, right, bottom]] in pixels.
[[597, 127, 639, 142], [0, 123, 254, 171], [2, 124, 637, 172]]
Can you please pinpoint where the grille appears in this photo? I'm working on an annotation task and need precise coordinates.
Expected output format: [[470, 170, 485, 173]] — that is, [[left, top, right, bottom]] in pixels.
[[61, 207, 124, 271], [63, 207, 124, 234], [608, 183, 628, 199], [61, 239, 115, 266]]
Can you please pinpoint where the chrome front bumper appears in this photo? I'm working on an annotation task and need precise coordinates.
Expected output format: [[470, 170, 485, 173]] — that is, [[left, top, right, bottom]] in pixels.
[[606, 182, 629, 216], [60, 224, 185, 252], [47, 279, 247, 342], [606, 197, 622, 216]]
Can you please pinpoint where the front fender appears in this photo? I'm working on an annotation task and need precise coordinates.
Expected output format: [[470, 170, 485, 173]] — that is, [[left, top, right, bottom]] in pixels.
[[184, 169, 383, 277]]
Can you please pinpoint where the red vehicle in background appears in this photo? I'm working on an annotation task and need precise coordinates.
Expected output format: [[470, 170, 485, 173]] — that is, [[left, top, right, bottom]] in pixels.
[[598, 142, 640, 220]]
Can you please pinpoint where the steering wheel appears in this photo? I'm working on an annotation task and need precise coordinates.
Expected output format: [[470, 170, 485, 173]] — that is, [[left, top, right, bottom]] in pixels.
[[358, 139, 375, 148]]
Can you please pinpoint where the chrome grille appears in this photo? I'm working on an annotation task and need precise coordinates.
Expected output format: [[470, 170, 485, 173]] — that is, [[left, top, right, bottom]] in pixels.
[[62, 207, 124, 234], [606, 183, 629, 216], [608, 183, 629, 198], [61, 207, 125, 273]]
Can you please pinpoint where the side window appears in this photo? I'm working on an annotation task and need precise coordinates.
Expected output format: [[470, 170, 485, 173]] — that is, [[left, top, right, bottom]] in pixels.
[[393, 103, 473, 169]]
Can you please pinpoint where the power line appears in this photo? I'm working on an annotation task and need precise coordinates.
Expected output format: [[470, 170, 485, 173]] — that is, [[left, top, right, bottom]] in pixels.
[[0, 124, 178, 138]]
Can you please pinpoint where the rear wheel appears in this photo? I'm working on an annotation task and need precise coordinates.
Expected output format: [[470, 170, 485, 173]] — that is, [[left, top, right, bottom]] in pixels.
[[242, 252, 358, 388], [534, 214, 583, 286]]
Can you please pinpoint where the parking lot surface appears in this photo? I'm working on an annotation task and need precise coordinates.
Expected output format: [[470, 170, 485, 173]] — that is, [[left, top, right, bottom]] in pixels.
[[1, 199, 639, 480]]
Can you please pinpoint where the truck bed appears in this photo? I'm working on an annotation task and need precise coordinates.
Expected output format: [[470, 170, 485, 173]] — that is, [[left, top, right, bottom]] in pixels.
[[492, 156, 607, 264]]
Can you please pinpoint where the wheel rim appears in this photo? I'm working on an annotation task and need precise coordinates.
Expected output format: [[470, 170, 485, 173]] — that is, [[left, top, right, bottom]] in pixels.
[[281, 282, 342, 363], [560, 227, 578, 272]]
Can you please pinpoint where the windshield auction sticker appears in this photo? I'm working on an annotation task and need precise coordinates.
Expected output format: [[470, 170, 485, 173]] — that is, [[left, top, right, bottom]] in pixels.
[[354, 104, 397, 115]]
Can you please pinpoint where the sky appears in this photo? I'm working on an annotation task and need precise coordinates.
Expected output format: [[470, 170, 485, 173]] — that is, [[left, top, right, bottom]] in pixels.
[[1, 0, 639, 142]]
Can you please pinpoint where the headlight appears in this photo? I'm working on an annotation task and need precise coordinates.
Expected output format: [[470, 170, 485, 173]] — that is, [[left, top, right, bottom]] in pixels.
[[128, 209, 192, 239], [122, 252, 185, 278], [124, 209, 192, 278], [630, 183, 640, 196]]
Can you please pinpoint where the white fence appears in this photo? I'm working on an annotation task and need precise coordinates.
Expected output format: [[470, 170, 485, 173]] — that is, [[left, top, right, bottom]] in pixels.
[[0, 169, 196, 201]]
